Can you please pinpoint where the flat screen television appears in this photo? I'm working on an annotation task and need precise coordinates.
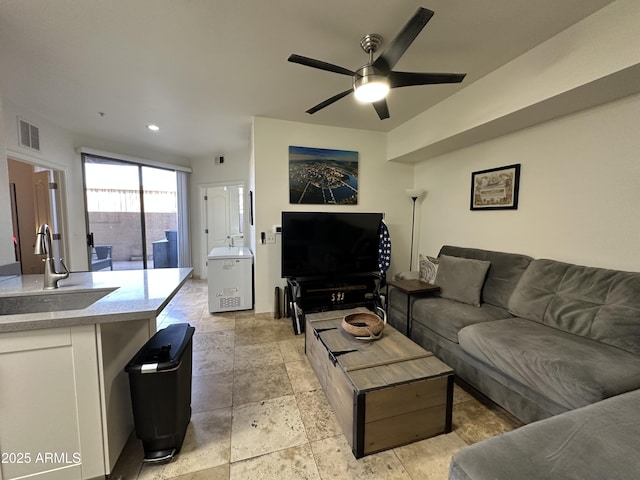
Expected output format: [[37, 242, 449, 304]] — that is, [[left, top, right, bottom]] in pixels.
[[281, 211, 383, 279]]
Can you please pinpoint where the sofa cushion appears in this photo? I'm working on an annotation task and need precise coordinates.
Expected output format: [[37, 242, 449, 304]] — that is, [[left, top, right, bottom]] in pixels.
[[418, 254, 439, 283], [434, 255, 491, 307], [509, 259, 640, 355], [439, 246, 532, 309], [458, 318, 640, 410], [449, 389, 640, 480], [412, 297, 512, 344]]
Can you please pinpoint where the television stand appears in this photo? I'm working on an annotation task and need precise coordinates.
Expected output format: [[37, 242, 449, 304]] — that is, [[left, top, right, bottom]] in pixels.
[[285, 275, 380, 335]]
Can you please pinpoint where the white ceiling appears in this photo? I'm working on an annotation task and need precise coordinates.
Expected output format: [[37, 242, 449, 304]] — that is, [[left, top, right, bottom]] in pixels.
[[0, 0, 613, 158]]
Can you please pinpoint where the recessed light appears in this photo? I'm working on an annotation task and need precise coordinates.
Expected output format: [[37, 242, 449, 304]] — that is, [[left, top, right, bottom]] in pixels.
[[147, 124, 160, 131]]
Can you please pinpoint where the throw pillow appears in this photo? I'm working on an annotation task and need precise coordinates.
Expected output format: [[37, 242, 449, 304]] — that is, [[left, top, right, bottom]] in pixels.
[[418, 254, 439, 284], [434, 254, 491, 307]]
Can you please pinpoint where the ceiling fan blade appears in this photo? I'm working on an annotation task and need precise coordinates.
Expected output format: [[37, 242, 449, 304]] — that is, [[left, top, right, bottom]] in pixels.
[[288, 54, 355, 77], [389, 71, 466, 88], [373, 7, 434, 74], [306, 89, 353, 114], [372, 99, 390, 120]]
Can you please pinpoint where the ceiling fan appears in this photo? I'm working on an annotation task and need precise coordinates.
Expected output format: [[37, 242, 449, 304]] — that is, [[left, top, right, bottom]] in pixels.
[[288, 7, 466, 120]]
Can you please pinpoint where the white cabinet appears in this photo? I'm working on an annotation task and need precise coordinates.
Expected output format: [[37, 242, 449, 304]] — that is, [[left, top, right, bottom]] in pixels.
[[207, 247, 253, 312], [0, 326, 101, 479], [0, 268, 192, 479], [0, 319, 155, 480]]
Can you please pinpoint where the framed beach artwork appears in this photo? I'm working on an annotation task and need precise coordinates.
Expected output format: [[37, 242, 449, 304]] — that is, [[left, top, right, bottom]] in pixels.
[[288, 146, 359, 204], [470, 164, 520, 210]]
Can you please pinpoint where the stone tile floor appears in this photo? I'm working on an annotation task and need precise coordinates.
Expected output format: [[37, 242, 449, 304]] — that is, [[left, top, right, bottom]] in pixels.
[[111, 279, 521, 480]]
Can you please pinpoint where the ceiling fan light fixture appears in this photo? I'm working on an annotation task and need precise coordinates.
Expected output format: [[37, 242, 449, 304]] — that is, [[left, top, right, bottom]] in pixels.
[[353, 65, 389, 103]]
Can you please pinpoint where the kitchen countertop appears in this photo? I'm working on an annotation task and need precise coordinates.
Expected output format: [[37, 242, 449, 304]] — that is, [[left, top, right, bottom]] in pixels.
[[0, 268, 193, 333]]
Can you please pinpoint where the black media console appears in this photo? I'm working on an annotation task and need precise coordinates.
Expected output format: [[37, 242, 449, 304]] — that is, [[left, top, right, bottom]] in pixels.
[[285, 275, 380, 335]]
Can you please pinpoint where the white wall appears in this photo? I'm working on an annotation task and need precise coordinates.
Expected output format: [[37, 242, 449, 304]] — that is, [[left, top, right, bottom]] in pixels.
[[252, 117, 414, 314], [189, 146, 251, 278], [414, 92, 640, 271], [2, 98, 87, 269], [388, 0, 640, 163], [1, 98, 192, 271]]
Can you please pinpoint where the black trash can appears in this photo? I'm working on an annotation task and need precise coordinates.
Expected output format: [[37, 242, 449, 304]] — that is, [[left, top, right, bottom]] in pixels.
[[125, 323, 196, 463]]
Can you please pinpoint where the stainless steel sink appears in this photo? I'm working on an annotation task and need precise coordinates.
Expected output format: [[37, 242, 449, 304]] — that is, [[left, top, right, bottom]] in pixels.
[[0, 288, 116, 315]]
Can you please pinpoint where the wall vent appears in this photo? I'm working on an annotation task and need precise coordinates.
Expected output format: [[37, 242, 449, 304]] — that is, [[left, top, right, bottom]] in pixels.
[[18, 118, 40, 151]]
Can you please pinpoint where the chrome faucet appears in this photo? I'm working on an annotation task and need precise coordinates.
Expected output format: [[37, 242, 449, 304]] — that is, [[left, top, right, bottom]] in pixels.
[[34, 224, 69, 289]]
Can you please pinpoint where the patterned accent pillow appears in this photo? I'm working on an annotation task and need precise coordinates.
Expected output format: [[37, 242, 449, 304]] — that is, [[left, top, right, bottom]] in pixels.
[[419, 254, 439, 284]]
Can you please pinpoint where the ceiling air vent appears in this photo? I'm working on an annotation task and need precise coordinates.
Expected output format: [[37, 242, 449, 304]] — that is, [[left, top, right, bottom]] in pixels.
[[18, 118, 40, 151]]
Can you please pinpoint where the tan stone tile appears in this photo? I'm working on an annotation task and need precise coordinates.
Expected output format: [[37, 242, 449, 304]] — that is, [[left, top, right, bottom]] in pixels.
[[453, 396, 518, 444], [233, 343, 284, 371], [234, 325, 280, 346], [230, 395, 307, 462], [234, 310, 256, 319], [279, 337, 306, 363], [453, 383, 475, 404], [192, 371, 233, 413], [393, 432, 468, 480], [193, 346, 234, 376], [233, 364, 293, 406], [285, 360, 321, 394], [272, 322, 296, 341], [236, 314, 291, 330], [167, 464, 229, 480], [192, 330, 235, 352], [191, 315, 236, 333], [310, 435, 412, 480], [164, 305, 206, 322], [295, 390, 342, 442], [229, 443, 320, 480], [138, 408, 231, 480]]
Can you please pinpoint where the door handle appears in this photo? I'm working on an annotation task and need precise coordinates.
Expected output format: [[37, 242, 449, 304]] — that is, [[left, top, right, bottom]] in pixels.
[[87, 232, 94, 247]]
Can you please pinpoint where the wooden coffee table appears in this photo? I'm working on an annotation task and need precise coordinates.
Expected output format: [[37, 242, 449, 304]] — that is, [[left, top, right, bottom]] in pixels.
[[305, 307, 454, 458]]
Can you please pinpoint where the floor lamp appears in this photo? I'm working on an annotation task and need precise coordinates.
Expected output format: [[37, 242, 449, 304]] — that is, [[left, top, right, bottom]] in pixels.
[[406, 188, 425, 271]]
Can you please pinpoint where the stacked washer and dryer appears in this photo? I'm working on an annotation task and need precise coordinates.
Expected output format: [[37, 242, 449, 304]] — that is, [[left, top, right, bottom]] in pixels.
[[207, 246, 253, 313]]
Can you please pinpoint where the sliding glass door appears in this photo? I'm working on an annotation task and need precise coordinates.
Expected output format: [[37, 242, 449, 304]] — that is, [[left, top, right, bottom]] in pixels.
[[82, 155, 179, 271], [141, 166, 178, 269]]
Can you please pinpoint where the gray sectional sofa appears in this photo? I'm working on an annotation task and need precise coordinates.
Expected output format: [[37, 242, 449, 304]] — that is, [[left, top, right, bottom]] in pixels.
[[388, 245, 640, 479], [449, 388, 640, 480]]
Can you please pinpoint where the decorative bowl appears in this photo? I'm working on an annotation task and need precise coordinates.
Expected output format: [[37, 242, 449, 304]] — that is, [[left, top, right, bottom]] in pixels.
[[342, 311, 385, 341]]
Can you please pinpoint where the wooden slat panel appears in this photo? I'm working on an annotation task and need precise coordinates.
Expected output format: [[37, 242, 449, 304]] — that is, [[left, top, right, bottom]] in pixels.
[[348, 357, 440, 392], [372, 356, 453, 386], [305, 322, 355, 446], [345, 352, 432, 373], [321, 328, 359, 353], [348, 369, 385, 391], [363, 404, 447, 455], [315, 316, 432, 374], [322, 358, 356, 447], [373, 327, 427, 358], [365, 376, 447, 423]]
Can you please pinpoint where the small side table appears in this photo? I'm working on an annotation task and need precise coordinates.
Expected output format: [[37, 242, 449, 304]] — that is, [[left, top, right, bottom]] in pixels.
[[386, 279, 440, 337]]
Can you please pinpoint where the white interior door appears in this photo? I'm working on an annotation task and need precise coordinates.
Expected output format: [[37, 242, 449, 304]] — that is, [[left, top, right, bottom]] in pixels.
[[206, 186, 231, 251], [201, 183, 245, 279]]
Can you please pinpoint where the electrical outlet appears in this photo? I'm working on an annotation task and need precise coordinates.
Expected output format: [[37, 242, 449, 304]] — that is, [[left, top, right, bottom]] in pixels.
[[266, 233, 276, 244]]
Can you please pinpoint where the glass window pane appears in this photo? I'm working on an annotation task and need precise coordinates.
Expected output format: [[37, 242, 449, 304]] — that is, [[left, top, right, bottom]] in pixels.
[[142, 166, 178, 269], [84, 159, 144, 270]]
